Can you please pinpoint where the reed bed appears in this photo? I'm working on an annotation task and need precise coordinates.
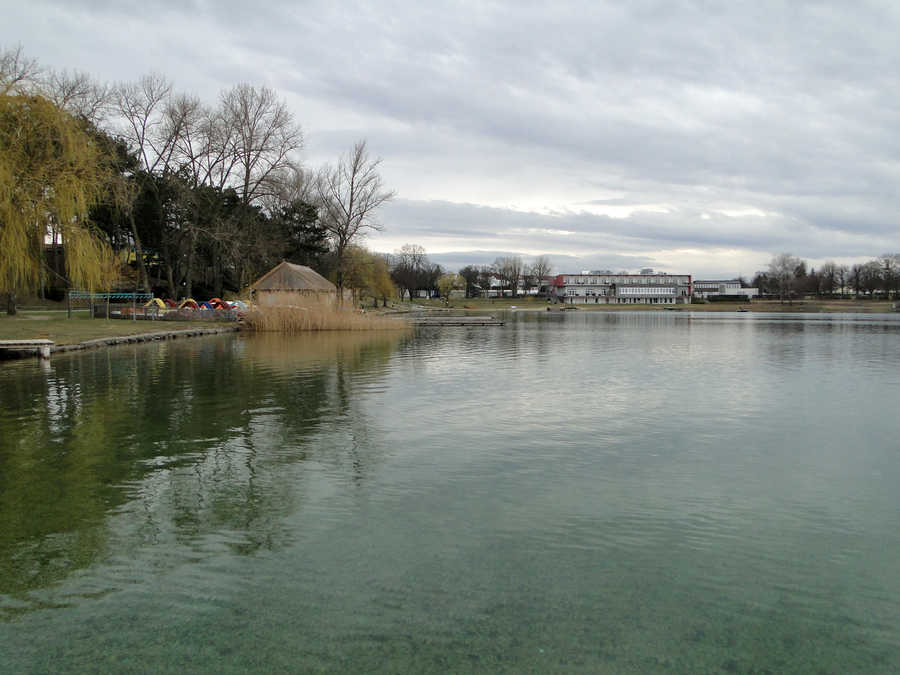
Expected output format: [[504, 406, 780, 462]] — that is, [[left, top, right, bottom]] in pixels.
[[243, 300, 407, 333]]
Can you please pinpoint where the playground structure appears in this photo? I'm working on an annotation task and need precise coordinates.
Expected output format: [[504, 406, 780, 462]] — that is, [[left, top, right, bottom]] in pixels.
[[68, 291, 245, 322]]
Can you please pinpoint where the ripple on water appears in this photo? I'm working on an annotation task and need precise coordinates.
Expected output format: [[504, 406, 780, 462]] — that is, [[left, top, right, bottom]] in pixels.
[[1, 318, 900, 671]]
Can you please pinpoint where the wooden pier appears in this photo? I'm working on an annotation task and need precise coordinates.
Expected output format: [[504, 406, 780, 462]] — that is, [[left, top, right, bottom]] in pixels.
[[408, 316, 504, 326], [0, 339, 54, 359], [0, 328, 240, 361]]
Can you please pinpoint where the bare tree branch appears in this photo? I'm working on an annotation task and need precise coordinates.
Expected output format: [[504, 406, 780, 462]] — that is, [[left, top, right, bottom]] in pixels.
[[44, 69, 111, 124], [316, 140, 396, 298], [114, 73, 175, 174], [220, 83, 302, 205], [0, 44, 41, 96]]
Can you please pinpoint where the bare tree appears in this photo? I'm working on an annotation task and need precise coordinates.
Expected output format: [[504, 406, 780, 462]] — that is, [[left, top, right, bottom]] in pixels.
[[531, 255, 553, 279], [458, 265, 480, 298], [317, 140, 395, 300], [258, 163, 315, 215], [0, 44, 40, 95], [836, 265, 849, 297], [221, 83, 302, 206], [390, 244, 427, 302], [819, 261, 838, 298], [529, 254, 553, 295], [165, 93, 208, 185], [115, 73, 177, 174], [1, 48, 110, 122], [478, 265, 495, 298], [850, 263, 863, 298], [768, 252, 801, 304], [494, 256, 524, 297], [44, 69, 110, 124], [113, 74, 183, 291], [880, 253, 900, 299], [861, 260, 883, 296], [423, 262, 443, 298]]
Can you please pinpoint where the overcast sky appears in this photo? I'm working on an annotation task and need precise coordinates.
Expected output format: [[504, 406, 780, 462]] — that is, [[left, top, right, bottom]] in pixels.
[[6, 0, 900, 277]]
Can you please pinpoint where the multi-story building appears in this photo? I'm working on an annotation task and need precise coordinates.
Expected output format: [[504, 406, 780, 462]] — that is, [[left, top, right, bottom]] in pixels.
[[550, 273, 693, 305], [692, 280, 758, 300]]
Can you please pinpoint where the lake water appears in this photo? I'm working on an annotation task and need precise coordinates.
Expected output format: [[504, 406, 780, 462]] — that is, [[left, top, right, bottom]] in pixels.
[[1, 312, 899, 672]]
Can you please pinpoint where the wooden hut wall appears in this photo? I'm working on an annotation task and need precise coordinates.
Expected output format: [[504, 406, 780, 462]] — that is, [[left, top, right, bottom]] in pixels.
[[256, 290, 338, 308]]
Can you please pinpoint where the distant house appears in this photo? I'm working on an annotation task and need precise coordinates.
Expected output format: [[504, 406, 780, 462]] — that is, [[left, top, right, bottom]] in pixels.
[[250, 261, 338, 307], [693, 280, 759, 300], [477, 273, 534, 298]]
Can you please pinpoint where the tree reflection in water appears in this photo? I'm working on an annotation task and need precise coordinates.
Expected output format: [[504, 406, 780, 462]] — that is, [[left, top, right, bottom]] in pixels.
[[0, 331, 403, 616]]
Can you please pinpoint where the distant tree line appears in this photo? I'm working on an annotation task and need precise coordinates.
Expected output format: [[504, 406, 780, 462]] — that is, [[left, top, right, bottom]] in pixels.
[[754, 253, 900, 302], [1, 45, 393, 313], [387, 248, 554, 302]]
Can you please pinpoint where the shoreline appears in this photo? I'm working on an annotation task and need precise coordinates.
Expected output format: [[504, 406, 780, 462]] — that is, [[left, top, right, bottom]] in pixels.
[[407, 299, 897, 314], [1, 326, 241, 361]]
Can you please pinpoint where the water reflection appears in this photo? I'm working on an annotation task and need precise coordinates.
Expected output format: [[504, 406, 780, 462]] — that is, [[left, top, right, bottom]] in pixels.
[[1, 314, 899, 672], [0, 331, 403, 614]]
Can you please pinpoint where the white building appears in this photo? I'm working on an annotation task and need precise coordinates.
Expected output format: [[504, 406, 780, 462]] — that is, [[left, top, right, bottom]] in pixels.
[[550, 273, 693, 305], [478, 273, 508, 297], [478, 273, 549, 297], [693, 280, 758, 300]]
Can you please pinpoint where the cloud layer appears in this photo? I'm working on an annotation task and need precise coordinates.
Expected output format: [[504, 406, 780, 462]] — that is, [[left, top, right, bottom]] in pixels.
[[7, 0, 900, 276]]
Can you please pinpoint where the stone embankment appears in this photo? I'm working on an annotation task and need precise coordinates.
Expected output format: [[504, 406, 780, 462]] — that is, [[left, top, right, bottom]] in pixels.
[[1, 327, 240, 360], [51, 327, 240, 353]]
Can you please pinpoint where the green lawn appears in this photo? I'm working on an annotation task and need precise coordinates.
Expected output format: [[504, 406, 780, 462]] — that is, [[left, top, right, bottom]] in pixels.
[[0, 312, 232, 345]]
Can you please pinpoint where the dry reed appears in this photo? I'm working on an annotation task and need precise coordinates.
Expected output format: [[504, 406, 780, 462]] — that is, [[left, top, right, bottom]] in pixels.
[[243, 298, 407, 333]]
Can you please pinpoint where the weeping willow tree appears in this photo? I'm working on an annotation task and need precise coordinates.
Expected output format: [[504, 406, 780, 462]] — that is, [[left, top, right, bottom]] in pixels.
[[0, 94, 116, 314]]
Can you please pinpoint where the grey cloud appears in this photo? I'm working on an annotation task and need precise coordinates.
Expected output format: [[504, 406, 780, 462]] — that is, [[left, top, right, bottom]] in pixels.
[[377, 197, 893, 266], [10, 0, 900, 272], [406, 250, 659, 276]]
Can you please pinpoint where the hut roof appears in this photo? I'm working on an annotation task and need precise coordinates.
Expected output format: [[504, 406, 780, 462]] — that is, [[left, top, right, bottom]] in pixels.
[[251, 261, 336, 292]]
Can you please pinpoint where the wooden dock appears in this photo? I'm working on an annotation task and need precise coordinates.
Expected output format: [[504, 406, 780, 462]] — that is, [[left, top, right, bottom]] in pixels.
[[0, 339, 54, 359], [408, 316, 504, 326], [0, 328, 240, 361]]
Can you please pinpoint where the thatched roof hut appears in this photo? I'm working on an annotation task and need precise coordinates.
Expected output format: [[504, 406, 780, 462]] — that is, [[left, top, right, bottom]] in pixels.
[[250, 261, 337, 307]]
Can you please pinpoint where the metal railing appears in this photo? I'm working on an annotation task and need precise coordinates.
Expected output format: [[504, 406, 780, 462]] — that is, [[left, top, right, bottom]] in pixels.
[[68, 290, 153, 320]]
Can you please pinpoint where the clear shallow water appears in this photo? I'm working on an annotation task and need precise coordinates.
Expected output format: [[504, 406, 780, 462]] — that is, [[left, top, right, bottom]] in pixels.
[[1, 312, 899, 672]]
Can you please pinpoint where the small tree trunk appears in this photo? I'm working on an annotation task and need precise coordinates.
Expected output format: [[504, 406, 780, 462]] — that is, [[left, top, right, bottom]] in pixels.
[[213, 250, 224, 299], [6, 291, 16, 316], [165, 264, 176, 300], [130, 215, 150, 292], [184, 231, 197, 299]]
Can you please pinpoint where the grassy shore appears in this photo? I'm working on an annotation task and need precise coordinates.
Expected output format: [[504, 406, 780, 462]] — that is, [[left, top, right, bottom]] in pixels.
[[0, 311, 230, 345], [5, 297, 891, 347], [406, 296, 896, 313]]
